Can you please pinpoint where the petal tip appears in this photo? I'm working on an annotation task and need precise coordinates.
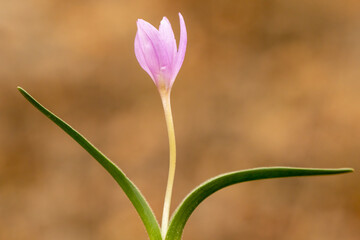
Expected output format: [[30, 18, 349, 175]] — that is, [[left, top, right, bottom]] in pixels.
[[137, 19, 148, 28]]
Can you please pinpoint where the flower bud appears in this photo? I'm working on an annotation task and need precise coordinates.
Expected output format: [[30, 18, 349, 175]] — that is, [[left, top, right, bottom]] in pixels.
[[135, 13, 187, 93]]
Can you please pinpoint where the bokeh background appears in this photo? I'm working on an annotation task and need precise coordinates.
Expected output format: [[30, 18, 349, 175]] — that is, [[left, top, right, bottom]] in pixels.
[[0, 0, 359, 239]]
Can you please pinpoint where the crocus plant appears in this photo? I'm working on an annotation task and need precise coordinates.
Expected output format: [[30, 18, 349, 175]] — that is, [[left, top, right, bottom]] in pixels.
[[18, 13, 353, 240], [135, 13, 186, 236]]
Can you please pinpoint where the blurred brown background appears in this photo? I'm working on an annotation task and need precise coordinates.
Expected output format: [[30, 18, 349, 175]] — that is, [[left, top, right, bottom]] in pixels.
[[0, 0, 359, 239]]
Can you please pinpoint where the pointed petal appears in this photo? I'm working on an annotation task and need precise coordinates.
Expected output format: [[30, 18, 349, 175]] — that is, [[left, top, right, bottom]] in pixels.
[[136, 19, 162, 83], [137, 19, 172, 80], [134, 32, 155, 81], [171, 13, 187, 85], [159, 17, 177, 67]]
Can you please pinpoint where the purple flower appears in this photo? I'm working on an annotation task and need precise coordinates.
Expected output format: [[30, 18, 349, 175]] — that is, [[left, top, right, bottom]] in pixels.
[[135, 13, 187, 93]]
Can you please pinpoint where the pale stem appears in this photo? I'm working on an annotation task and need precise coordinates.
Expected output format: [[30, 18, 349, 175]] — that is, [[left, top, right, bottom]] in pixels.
[[160, 91, 176, 238]]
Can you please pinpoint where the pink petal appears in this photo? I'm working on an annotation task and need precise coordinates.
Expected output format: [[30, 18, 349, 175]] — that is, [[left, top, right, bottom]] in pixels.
[[159, 17, 177, 69], [136, 20, 163, 84], [137, 19, 172, 78], [171, 13, 187, 86], [134, 32, 155, 81]]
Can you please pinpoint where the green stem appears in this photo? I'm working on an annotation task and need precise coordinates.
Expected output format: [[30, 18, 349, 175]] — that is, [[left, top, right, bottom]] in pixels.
[[160, 91, 176, 238]]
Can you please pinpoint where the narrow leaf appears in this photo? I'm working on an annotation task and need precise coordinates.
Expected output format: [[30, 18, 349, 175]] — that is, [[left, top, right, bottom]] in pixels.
[[166, 167, 353, 240], [18, 87, 162, 240]]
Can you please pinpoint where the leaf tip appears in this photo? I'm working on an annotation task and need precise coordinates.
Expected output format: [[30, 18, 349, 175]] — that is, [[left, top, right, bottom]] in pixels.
[[17, 86, 26, 95], [327, 167, 354, 174]]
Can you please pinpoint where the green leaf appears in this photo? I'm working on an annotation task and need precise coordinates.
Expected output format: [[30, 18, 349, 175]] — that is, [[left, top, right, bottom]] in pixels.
[[18, 87, 162, 240], [165, 167, 353, 240]]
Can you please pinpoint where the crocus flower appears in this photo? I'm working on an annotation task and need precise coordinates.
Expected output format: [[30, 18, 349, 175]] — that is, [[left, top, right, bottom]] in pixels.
[[135, 13, 187, 94]]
